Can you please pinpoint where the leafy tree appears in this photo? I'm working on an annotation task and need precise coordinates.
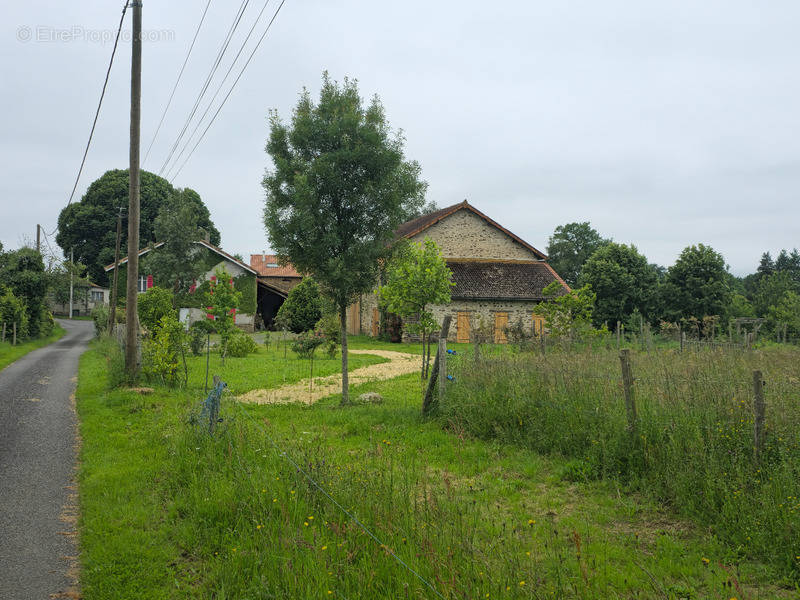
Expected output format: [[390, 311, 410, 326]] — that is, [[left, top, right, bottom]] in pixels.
[[205, 267, 241, 360], [546, 222, 610, 287], [56, 170, 219, 285], [579, 242, 657, 327], [263, 73, 426, 404], [379, 239, 454, 379], [47, 256, 91, 306], [0, 288, 28, 338], [276, 277, 323, 333], [661, 244, 731, 323], [756, 252, 775, 281], [753, 271, 797, 317], [728, 293, 756, 318], [0, 247, 49, 337], [141, 189, 207, 295], [137, 287, 176, 333], [767, 291, 800, 338], [537, 282, 596, 341]]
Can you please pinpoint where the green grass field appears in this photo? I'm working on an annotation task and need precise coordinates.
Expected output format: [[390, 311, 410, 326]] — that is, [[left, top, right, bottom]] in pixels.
[[0, 324, 65, 372], [75, 339, 797, 599]]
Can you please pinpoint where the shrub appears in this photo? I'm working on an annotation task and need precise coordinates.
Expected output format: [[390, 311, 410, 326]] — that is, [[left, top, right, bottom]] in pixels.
[[189, 321, 209, 356], [226, 331, 258, 357], [276, 278, 322, 333], [137, 287, 176, 333], [291, 330, 324, 359], [142, 314, 187, 387], [96, 336, 129, 389], [91, 304, 109, 337], [315, 313, 340, 358], [0, 287, 29, 339]]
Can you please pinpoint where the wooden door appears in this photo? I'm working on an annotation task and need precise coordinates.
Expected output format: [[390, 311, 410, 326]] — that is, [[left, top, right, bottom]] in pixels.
[[494, 312, 509, 344], [371, 308, 380, 337], [532, 313, 545, 337], [456, 311, 471, 343]]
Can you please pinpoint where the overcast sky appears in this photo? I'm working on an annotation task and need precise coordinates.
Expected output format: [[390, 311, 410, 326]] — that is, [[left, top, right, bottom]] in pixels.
[[2, 1, 798, 276]]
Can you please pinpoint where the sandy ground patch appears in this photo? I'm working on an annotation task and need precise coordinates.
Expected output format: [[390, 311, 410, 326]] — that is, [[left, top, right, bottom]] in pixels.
[[237, 349, 421, 405]]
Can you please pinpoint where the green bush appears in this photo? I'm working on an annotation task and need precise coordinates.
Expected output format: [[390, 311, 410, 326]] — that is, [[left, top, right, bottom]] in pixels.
[[91, 304, 109, 337], [314, 313, 340, 358], [142, 314, 187, 387], [137, 287, 176, 333], [0, 287, 29, 338], [189, 320, 210, 356], [226, 331, 258, 357], [291, 330, 324, 359], [276, 278, 322, 333], [39, 308, 55, 337]]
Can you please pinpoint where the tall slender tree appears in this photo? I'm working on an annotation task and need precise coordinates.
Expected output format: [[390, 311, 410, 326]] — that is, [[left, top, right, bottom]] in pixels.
[[263, 73, 426, 404]]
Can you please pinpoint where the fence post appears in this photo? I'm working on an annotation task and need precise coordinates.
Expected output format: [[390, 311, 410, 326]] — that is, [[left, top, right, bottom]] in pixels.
[[619, 348, 637, 432], [753, 370, 765, 462], [13, 322, 17, 346], [616, 321, 621, 349], [438, 336, 447, 401], [422, 315, 452, 415], [680, 331, 685, 352]]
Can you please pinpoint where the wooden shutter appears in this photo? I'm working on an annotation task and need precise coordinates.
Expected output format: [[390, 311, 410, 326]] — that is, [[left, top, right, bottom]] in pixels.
[[532, 313, 545, 337], [456, 311, 471, 343], [371, 308, 380, 337], [494, 312, 509, 344]]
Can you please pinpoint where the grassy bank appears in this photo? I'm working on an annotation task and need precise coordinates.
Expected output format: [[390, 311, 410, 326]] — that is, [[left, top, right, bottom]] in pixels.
[[0, 324, 65, 371], [441, 345, 800, 583], [76, 340, 794, 598]]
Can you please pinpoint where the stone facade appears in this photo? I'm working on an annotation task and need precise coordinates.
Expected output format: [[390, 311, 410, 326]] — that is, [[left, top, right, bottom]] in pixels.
[[407, 209, 539, 262], [346, 201, 565, 343]]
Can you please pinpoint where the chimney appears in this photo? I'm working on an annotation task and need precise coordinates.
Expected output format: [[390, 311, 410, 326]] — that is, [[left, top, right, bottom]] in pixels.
[[263, 251, 266, 262]]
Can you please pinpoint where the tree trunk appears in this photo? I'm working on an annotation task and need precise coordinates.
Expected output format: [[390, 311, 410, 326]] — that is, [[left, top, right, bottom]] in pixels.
[[339, 305, 349, 405], [420, 331, 426, 380]]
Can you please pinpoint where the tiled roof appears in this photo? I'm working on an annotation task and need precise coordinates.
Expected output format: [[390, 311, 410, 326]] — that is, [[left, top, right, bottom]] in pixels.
[[249, 254, 301, 278], [448, 260, 568, 301], [395, 200, 548, 260]]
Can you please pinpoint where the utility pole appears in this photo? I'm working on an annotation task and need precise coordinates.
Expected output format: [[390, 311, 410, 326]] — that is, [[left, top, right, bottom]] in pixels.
[[125, 0, 142, 375], [69, 247, 74, 319], [107, 208, 123, 334], [36, 224, 41, 254]]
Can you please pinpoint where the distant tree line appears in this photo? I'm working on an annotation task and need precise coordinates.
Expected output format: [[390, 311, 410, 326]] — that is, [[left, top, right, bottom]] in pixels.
[[546, 222, 800, 339]]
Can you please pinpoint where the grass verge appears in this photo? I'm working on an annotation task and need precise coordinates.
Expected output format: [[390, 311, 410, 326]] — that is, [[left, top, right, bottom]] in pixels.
[[77, 340, 795, 598], [0, 324, 66, 372]]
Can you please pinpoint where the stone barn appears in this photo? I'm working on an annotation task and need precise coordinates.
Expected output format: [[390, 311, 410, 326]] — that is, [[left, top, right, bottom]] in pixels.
[[249, 254, 302, 329], [347, 200, 570, 343]]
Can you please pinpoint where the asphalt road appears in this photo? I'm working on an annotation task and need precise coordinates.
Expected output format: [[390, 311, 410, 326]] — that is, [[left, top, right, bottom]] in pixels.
[[0, 319, 94, 600]]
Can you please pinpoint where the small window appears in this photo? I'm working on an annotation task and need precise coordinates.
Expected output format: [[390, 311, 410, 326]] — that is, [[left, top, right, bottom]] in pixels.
[[138, 275, 147, 293], [267, 263, 279, 268], [91, 290, 104, 302]]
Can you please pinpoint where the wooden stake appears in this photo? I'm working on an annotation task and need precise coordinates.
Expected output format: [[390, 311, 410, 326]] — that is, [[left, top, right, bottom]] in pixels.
[[438, 335, 447, 402], [13, 322, 17, 346], [619, 349, 637, 431], [753, 370, 765, 462], [422, 315, 452, 415]]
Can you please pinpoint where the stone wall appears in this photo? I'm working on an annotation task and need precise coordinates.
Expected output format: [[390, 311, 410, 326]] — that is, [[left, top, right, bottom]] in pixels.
[[408, 209, 540, 261]]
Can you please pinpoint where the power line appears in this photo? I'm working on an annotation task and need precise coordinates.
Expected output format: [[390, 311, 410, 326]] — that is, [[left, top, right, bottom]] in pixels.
[[142, 0, 214, 167], [170, 0, 287, 182], [162, 0, 274, 180], [156, 0, 251, 177], [51, 1, 129, 237]]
